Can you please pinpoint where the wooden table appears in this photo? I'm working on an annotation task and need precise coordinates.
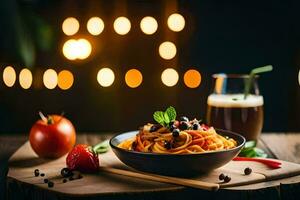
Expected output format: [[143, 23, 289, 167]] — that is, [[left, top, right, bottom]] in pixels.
[[1, 133, 300, 200]]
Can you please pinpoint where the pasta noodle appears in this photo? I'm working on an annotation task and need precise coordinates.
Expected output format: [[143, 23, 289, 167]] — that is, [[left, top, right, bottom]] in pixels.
[[118, 124, 237, 154]]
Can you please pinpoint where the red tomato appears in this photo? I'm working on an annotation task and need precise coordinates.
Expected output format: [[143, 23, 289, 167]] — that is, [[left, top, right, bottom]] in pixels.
[[29, 114, 76, 158]]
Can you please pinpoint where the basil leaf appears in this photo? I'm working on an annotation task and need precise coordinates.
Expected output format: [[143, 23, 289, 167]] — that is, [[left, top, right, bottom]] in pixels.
[[164, 112, 170, 124], [165, 106, 176, 122], [153, 111, 165, 125], [93, 140, 110, 154]]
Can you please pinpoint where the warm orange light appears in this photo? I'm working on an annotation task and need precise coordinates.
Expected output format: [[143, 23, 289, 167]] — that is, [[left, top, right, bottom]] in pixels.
[[43, 69, 58, 89], [161, 68, 179, 87], [19, 68, 33, 89], [97, 68, 115, 87], [62, 38, 92, 60], [167, 13, 185, 32], [113, 17, 131, 35], [183, 69, 201, 88], [3, 66, 16, 87], [159, 41, 177, 60], [140, 16, 158, 35], [62, 17, 80, 36], [87, 17, 104, 35], [125, 69, 143, 88], [58, 70, 74, 90]]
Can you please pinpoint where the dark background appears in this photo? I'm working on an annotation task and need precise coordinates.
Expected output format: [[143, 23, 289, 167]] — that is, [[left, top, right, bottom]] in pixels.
[[0, 0, 299, 134]]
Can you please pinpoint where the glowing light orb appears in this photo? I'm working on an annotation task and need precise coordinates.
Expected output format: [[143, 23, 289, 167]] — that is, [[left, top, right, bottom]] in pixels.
[[62, 39, 92, 60], [298, 70, 300, 86], [159, 41, 177, 60], [167, 13, 185, 32], [97, 68, 115, 87], [62, 17, 80, 36], [76, 39, 92, 59], [58, 70, 74, 90], [19, 68, 33, 89], [3, 66, 16, 87], [87, 17, 105, 35], [183, 69, 201, 88], [43, 69, 58, 89], [62, 39, 78, 60], [161, 68, 179, 87], [125, 69, 143, 88], [113, 17, 131, 35], [140, 16, 158, 35]]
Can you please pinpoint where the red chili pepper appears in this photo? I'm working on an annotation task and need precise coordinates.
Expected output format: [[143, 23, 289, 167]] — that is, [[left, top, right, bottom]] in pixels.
[[233, 157, 282, 169]]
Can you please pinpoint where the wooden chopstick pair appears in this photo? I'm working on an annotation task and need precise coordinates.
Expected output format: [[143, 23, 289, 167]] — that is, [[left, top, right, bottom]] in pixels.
[[100, 167, 220, 191]]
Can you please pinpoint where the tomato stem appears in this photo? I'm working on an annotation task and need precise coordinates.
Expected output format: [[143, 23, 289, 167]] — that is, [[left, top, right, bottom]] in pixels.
[[39, 111, 54, 125], [39, 111, 47, 123]]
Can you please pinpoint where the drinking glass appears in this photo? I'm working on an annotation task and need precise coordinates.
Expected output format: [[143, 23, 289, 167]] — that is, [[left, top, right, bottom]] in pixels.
[[206, 74, 264, 141]]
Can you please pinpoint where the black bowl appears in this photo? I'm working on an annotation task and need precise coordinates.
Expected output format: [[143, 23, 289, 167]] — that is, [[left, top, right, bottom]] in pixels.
[[110, 129, 245, 177]]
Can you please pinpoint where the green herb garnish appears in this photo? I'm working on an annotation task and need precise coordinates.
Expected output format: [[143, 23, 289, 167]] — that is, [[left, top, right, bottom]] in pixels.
[[239, 140, 268, 158], [93, 140, 110, 154], [153, 106, 177, 127], [244, 65, 273, 99]]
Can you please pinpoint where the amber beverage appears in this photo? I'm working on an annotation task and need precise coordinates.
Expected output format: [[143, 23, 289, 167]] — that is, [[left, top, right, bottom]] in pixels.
[[206, 74, 264, 141]]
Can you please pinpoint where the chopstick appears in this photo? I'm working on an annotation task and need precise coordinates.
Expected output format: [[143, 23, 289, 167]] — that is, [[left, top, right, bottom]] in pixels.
[[100, 167, 219, 191], [233, 157, 282, 169]]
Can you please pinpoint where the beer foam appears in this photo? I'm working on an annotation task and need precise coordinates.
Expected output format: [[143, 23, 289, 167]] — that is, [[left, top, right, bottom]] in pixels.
[[207, 94, 264, 108]]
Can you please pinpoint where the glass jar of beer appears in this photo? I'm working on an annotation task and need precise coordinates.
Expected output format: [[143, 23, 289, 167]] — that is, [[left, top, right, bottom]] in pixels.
[[206, 74, 264, 141]]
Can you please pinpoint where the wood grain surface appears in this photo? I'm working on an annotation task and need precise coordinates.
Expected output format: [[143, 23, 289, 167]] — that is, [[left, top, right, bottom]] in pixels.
[[2, 133, 300, 200]]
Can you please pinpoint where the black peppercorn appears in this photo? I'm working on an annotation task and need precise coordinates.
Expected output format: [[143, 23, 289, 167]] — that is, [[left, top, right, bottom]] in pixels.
[[224, 176, 231, 183], [34, 169, 39, 177], [43, 179, 49, 183], [48, 181, 54, 188], [61, 167, 72, 177], [244, 167, 252, 175], [40, 173, 45, 177], [62, 179, 67, 183], [69, 176, 74, 181], [219, 173, 225, 180]]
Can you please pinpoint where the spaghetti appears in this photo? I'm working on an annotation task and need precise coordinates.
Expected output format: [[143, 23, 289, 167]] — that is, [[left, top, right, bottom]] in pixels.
[[118, 123, 237, 154]]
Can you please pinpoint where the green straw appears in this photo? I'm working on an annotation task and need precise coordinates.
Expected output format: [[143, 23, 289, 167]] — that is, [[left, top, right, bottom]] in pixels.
[[244, 65, 273, 99]]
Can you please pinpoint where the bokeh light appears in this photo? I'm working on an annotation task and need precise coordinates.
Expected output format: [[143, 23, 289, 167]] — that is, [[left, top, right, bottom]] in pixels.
[[62, 39, 78, 60], [62, 17, 80, 36], [3, 66, 16, 87], [87, 17, 104, 35], [76, 39, 92, 59], [159, 41, 177, 60], [43, 69, 58, 89], [19, 68, 33, 89], [161, 68, 179, 87], [125, 69, 143, 88], [113, 17, 131, 35], [140, 16, 158, 35], [58, 70, 74, 90], [97, 68, 115, 87], [183, 69, 201, 88], [62, 38, 92, 60], [167, 13, 185, 32], [298, 70, 300, 86]]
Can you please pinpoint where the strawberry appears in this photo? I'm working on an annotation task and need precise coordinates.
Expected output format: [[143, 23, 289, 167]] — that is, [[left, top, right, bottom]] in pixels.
[[66, 144, 100, 173]]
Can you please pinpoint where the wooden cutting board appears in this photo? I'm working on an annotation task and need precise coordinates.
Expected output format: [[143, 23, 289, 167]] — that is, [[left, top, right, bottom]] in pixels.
[[7, 141, 300, 196]]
